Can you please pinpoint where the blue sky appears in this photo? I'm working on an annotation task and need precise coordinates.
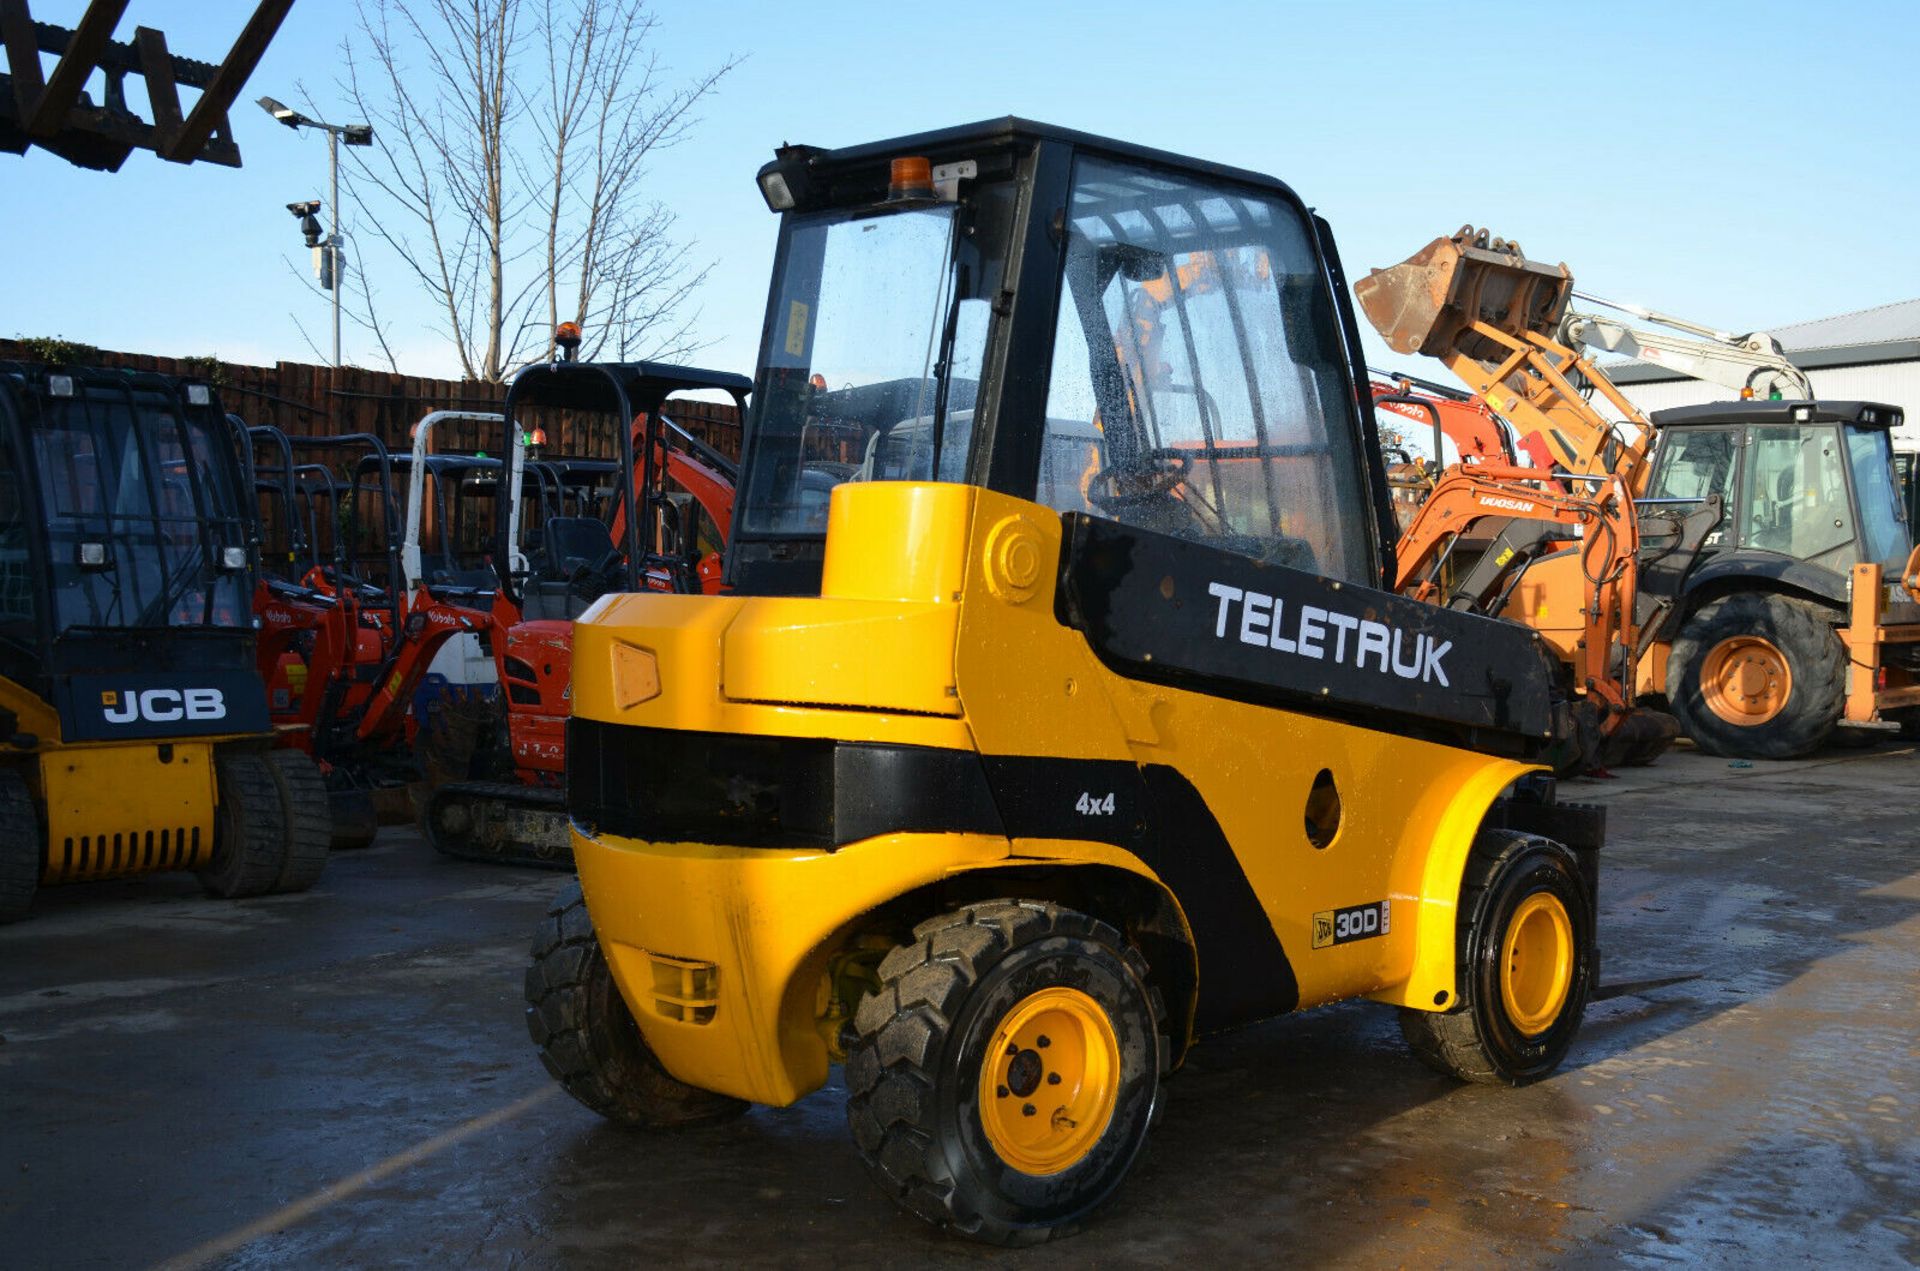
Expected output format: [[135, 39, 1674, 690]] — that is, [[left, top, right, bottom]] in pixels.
[[3, 0, 1914, 385]]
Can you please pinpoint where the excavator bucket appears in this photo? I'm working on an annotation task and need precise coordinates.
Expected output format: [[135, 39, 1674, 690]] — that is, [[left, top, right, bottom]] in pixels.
[[1354, 225, 1574, 362]]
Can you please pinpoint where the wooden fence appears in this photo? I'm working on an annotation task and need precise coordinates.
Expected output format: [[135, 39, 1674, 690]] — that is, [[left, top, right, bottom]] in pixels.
[[0, 339, 745, 462]]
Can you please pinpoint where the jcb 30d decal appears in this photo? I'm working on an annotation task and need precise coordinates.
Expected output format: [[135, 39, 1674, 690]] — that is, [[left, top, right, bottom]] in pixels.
[[1312, 900, 1390, 949]]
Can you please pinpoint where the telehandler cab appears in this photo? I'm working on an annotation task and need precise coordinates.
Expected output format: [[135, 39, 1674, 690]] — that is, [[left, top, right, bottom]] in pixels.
[[0, 365, 330, 922], [528, 120, 1603, 1244]]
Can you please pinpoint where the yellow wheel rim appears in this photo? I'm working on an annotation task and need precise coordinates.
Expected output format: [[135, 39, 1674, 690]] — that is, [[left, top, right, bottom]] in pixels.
[[1499, 893, 1575, 1036], [976, 986, 1120, 1175], [1699, 635, 1792, 725]]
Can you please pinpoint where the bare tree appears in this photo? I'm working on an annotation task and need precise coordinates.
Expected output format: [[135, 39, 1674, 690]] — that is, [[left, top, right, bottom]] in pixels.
[[333, 0, 736, 381]]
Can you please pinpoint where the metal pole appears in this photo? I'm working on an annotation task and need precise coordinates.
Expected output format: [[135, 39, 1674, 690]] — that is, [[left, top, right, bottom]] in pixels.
[[328, 127, 341, 368]]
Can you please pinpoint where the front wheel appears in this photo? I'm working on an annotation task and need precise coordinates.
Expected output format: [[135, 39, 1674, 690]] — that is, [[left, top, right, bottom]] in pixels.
[[199, 752, 290, 899], [1400, 830, 1594, 1085], [1668, 592, 1843, 758], [845, 900, 1167, 1246]]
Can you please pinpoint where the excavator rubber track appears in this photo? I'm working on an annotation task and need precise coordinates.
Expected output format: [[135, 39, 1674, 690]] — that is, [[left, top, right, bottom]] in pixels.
[[423, 781, 572, 869]]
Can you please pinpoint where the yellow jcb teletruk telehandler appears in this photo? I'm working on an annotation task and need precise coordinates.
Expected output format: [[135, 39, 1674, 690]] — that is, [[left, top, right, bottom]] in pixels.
[[0, 364, 331, 922], [524, 119, 1604, 1244]]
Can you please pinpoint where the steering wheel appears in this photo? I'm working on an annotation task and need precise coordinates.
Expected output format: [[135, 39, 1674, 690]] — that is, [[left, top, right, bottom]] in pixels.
[[1086, 450, 1193, 510]]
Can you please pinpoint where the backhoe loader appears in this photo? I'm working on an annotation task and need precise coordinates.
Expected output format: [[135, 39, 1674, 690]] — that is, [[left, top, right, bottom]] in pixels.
[[1357, 227, 1920, 757], [0, 364, 330, 922], [526, 120, 1603, 1245]]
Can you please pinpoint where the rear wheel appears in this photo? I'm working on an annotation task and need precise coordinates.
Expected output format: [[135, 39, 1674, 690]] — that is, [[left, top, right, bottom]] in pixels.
[[1400, 830, 1594, 1085], [845, 900, 1167, 1246], [524, 883, 746, 1128], [264, 749, 331, 893], [1668, 592, 1843, 758], [0, 768, 39, 923], [199, 752, 290, 899]]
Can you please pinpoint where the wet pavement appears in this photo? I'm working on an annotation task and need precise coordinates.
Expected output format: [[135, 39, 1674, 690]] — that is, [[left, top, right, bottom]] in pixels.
[[2, 743, 1917, 1268]]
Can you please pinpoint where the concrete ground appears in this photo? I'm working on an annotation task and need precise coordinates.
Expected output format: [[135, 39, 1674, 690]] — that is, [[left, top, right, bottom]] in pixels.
[[2, 744, 1917, 1269]]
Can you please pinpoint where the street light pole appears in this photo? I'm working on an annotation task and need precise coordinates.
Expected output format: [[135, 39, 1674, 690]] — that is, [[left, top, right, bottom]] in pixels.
[[257, 97, 372, 370], [327, 126, 341, 368]]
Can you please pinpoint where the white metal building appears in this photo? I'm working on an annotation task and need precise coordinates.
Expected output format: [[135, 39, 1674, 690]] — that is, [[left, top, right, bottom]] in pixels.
[[1605, 299, 1920, 453]]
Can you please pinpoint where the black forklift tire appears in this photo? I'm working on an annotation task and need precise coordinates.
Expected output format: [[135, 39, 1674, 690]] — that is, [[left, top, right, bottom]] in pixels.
[[845, 900, 1167, 1247], [0, 768, 39, 924], [524, 882, 747, 1129], [264, 749, 332, 894], [200, 752, 292, 899], [1668, 592, 1844, 759], [1399, 830, 1594, 1085]]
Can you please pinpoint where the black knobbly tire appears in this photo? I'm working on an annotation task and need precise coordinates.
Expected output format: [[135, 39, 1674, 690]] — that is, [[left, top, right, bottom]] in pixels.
[[1400, 830, 1594, 1085], [264, 749, 331, 893], [1668, 592, 1844, 759], [199, 752, 291, 899], [524, 882, 746, 1128], [844, 899, 1167, 1246], [0, 768, 39, 924]]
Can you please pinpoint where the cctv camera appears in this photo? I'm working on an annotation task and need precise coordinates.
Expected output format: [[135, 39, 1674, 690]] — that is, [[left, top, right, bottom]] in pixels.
[[342, 123, 374, 147], [286, 200, 325, 248]]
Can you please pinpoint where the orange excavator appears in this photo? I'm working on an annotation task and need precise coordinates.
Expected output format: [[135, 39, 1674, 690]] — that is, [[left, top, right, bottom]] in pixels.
[[1390, 455, 1714, 770], [416, 353, 748, 865], [1358, 226, 1920, 759]]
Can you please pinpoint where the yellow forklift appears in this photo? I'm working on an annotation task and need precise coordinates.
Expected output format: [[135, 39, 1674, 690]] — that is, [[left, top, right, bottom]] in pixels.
[[0, 364, 330, 922], [525, 120, 1602, 1243]]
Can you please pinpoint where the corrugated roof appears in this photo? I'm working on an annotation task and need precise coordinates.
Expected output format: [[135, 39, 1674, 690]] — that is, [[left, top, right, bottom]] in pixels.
[[1766, 298, 1920, 351]]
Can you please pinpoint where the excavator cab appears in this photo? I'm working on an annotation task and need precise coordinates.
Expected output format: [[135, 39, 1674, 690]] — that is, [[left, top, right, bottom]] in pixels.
[[494, 362, 750, 619], [536, 120, 1602, 1245]]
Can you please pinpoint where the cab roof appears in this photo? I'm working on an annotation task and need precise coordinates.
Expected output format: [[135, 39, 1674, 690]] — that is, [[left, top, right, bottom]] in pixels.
[[1649, 400, 1904, 431], [777, 115, 1307, 207]]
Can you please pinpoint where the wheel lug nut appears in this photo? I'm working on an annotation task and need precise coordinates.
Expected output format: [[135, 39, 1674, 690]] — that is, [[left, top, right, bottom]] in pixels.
[[1047, 1072, 1061, 1085], [1036, 1035, 1050, 1048], [1006, 1043, 1018, 1056], [1022, 1103, 1036, 1117], [997, 1084, 1009, 1098]]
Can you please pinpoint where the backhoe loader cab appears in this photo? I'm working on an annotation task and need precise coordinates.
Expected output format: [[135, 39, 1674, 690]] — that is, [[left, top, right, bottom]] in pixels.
[[1642, 401, 1912, 573], [1638, 399, 1920, 754], [0, 365, 330, 922], [535, 120, 1602, 1244]]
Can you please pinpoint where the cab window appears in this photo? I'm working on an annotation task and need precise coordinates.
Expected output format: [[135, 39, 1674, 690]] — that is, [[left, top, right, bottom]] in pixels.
[[1742, 426, 1852, 561], [1845, 427, 1912, 566], [1038, 155, 1370, 580]]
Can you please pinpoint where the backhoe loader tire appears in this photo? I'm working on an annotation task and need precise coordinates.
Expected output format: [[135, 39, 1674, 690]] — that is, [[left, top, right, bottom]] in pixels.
[[265, 749, 331, 893], [0, 768, 38, 924], [199, 752, 290, 899], [1399, 830, 1593, 1085], [845, 900, 1167, 1246], [1668, 592, 1843, 759], [524, 883, 746, 1129]]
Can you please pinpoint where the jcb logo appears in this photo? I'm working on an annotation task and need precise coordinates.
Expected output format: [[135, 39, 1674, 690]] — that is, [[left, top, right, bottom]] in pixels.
[[100, 688, 227, 724]]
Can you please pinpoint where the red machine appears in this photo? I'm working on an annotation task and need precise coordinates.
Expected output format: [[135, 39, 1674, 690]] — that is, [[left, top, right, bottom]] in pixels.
[[419, 357, 747, 866], [245, 429, 495, 844]]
